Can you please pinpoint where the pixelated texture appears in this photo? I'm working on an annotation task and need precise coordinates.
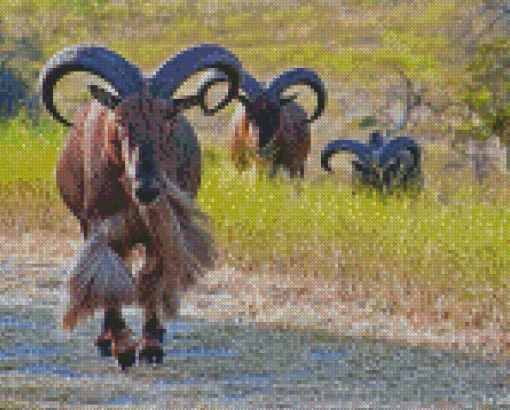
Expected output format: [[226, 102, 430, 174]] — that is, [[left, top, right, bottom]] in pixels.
[[1, 1, 510, 407]]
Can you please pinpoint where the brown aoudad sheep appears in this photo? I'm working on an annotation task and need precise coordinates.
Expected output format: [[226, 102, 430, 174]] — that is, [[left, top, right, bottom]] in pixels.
[[40, 44, 242, 369]]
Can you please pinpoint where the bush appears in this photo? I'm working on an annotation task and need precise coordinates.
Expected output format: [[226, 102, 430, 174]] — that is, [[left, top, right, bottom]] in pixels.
[[0, 21, 43, 125]]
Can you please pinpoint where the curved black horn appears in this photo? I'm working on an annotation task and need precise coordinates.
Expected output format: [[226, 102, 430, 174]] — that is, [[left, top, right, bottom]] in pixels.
[[266, 68, 327, 124], [149, 44, 242, 114], [240, 71, 264, 104], [321, 139, 378, 173], [39, 45, 145, 127], [368, 131, 385, 148], [377, 136, 421, 173], [195, 69, 256, 114], [385, 69, 420, 137], [195, 69, 248, 114], [195, 70, 228, 114], [376, 136, 421, 189], [196, 69, 264, 103]]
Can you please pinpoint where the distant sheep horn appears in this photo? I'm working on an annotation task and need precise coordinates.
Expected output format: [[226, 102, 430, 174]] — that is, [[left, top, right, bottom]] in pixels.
[[266, 67, 326, 124], [321, 136, 381, 173]]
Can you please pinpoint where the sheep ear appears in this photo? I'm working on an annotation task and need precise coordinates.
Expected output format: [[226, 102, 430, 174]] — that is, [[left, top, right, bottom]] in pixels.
[[89, 85, 122, 110]]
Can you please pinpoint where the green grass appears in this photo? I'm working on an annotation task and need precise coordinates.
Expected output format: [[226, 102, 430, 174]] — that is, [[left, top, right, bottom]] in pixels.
[[0, 111, 65, 185], [0, 111, 71, 234], [199, 148, 510, 299]]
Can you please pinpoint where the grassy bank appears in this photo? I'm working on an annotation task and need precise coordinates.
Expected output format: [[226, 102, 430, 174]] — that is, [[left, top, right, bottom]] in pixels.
[[199, 148, 510, 299]]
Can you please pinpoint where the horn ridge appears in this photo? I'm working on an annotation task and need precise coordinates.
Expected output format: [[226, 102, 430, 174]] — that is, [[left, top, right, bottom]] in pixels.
[[240, 71, 264, 104], [195, 68, 262, 114], [321, 139, 377, 173], [39, 44, 145, 126], [369, 131, 385, 147], [378, 136, 421, 167], [149, 44, 242, 108], [197, 66, 263, 97]]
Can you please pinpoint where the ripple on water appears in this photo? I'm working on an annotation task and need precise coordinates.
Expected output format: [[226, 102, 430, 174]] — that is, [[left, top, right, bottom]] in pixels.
[[309, 349, 348, 361], [166, 346, 236, 358], [0, 344, 70, 359], [101, 394, 144, 406], [284, 368, 316, 378], [1, 311, 509, 406], [217, 371, 277, 401], [0, 316, 53, 330], [16, 363, 85, 378]]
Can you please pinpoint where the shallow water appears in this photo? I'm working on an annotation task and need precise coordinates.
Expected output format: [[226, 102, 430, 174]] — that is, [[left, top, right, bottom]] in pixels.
[[0, 307, 509, 408], [0, 265, 510, 408]]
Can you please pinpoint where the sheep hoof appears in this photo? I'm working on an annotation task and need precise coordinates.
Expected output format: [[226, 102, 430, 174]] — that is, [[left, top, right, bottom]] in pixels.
[[117, 347, 137, 370], [95, 333, 113, 357], [140, 345, 164, 364], [96, 339, 112, 358]]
